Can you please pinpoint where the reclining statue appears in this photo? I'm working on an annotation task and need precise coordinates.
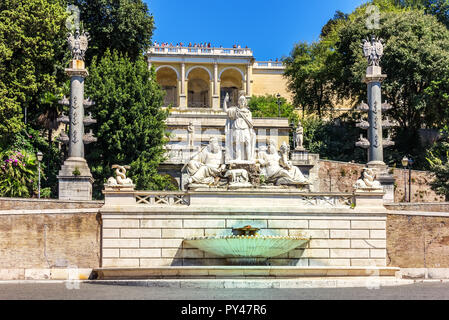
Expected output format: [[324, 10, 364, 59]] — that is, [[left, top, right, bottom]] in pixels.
[[257, 140, 308, 186], [186, 137, 226, 186]]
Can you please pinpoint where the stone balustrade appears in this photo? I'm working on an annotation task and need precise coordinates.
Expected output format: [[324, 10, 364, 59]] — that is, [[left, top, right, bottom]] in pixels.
[[135, 191, 190, 206], [253, 61, 284, 69], [148, 46, 253, 57]]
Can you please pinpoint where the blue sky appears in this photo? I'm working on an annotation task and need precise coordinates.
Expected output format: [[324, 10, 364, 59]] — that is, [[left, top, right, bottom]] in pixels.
[[144, 0, 367, 61]]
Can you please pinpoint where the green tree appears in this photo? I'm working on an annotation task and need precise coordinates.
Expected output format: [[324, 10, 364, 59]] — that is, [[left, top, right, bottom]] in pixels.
[[70, 0, 155, 62], [301, 114, 366, 163], [285, 1, 449, 168], [283, 42, 337, 119], [333, 8, 449, 131], [394, 0, 449, 28], [248, 95, 298, 125], [85, 50, 173, 198], [0, 0, 67, 147]]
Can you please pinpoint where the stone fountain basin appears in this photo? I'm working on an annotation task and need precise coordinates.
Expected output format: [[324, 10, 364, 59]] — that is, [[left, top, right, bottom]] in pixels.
[[185, 236, 309, 263]]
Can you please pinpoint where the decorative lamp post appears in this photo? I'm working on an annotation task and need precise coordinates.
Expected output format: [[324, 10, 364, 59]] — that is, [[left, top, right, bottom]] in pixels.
[[36, 151, 43, 199], [276, 93, 281, 118], [401, 156, 408, 202], [408, 157, 414, 203]]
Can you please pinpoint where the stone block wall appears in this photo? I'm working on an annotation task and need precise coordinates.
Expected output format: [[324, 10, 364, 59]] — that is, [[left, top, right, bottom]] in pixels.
[[101, 211, 387, 268], [387, 212, 449, 268], [385, 203, 449, 212], [0, 198, 103, 210], [0, 211, 101, 269], [317, 160, 444, 203]]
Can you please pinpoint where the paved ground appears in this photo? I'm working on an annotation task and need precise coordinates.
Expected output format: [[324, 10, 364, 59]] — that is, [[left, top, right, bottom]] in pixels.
[[0, 281, 449, 300]]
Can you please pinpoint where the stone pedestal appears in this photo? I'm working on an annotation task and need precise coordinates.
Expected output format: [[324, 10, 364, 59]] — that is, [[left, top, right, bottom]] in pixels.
[[212, 95, 220, 110], [367, 162, 395, 203], [179, 95, 187, 109], [290, 149, 308, 162], [354, 189, 386, 210], [58, 157, 94, 201]]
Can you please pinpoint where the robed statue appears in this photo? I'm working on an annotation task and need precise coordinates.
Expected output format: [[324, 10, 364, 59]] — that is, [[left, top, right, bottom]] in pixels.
[[224, 91, 256, 163]]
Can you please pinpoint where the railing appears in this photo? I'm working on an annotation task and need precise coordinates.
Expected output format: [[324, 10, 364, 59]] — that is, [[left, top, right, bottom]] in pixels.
[[131, 191, 354, 208], [135, 191, 190, 206], [148, 46, 253, 56], [253, 61, 284, 68]]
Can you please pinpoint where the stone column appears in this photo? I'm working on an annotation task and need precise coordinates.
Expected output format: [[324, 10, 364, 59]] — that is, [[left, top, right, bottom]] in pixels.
[[364, 66, 387, 167], [179, 62, 187, 109], [68, 67, 87, 159], [58, 29, 96, 201], [246, 64, 252, 97], [361, 39, 395, 203], [209, 80, 214, 109], [212, 63, 220, 110], [177, 79, 182, 108], [243, 76, 247, 96], [58, 60, 95, 201]]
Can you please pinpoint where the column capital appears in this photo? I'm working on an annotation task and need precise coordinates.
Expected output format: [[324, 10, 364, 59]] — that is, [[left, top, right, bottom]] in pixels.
[[65, 68, 89, 78], [363, 74, 387, 84]]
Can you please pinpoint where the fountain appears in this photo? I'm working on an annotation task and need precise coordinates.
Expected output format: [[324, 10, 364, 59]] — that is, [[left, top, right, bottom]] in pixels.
[[185, 226, 310, 265]]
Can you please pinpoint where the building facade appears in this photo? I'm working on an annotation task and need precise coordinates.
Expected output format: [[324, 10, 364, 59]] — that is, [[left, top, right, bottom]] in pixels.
[[147, 45, 292, 109], [146, 46, 295, 189]]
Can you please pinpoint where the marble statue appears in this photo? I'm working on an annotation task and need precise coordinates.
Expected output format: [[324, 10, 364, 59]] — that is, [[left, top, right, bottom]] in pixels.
[[295, 122, 304, 150], [258, 139, 308, 186], [107, 165, 134, 186], [186, 137, 226, 186], [187, 121, 195, 147], [363, 35, 383, 67], [354, 168, 382, 190], [224, 91, 256, 163]]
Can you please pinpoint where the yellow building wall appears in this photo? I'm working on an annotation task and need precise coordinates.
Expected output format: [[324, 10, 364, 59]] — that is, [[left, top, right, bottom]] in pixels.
[[251, 72, 293, 102]]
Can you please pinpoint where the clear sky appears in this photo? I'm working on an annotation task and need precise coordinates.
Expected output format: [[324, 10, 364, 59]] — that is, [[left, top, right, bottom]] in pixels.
[[144, 0, 367, 61]]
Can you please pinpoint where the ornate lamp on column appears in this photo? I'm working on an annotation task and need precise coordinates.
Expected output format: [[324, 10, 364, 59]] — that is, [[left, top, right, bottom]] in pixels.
[[36, 151, 43, 199], [401, 156, 408, 202], [276, 93, 281, 118], [57, 27, 97, 200]]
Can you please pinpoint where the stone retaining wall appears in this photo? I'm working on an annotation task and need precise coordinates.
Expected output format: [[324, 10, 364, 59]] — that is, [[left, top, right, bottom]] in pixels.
[[387, 212, 449, 268], [317, 160, 444, 203], [0, 210, 101, 270]]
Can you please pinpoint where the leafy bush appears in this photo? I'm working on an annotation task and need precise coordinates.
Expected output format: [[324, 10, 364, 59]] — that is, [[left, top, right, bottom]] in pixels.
[[427, 150, 449, 200], [6, 126, 62, 198], [426, 128, 449, 200], [0, 150, 38, 198], [302, 114, 366, 163], [40, 187, 52, 199]]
